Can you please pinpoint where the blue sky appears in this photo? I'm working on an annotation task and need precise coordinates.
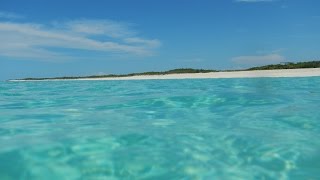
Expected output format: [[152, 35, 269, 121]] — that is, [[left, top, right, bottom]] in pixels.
[[0, 0, 320, 80]]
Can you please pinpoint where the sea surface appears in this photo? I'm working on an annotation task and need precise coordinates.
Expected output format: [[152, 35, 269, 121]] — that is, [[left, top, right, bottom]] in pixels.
[[0, 78, 320, 179]]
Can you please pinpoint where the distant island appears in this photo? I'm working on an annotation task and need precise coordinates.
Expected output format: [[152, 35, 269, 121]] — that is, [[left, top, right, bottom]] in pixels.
[[247, 61, 320, 70], [16, 60, 320, 81]]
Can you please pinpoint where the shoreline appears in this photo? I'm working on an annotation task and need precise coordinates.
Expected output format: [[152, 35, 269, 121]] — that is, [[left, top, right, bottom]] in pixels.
[[10, 68, 320, 81]]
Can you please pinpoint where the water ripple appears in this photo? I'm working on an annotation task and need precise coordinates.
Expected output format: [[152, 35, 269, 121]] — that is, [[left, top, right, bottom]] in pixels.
[[0, 78, 320, 179]]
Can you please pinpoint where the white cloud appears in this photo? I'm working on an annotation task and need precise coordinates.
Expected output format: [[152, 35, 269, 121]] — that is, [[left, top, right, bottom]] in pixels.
[[232, 54, 286, 66], [124, 37, 161, 48], [0, 11, 24, 19], [256, 48, 286, 55], [0, 18, 161, 61], [63, 19, 134, 38]]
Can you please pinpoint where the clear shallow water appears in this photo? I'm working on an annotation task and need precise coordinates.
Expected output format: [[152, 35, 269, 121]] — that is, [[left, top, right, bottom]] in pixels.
[[0, 78, 320, 179]]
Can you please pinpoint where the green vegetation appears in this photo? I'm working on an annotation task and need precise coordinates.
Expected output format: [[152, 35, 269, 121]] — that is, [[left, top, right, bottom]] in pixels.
[[20, 68, 217, 80], [17, 61, 320, 80], [247, 61, 320, 70]]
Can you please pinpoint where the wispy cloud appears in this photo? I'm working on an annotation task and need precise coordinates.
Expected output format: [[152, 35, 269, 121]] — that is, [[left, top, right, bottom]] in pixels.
[[124, 37, 161, 48], [232, 54, 286, 66], [0, 11, 24, 19], [63, 20, 135, 38], [0, 18, 161, 61], [256, 48, 286, 55]]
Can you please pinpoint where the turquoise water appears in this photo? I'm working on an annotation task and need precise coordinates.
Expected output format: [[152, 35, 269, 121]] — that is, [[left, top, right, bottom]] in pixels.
[[0, 78, 320, 179]]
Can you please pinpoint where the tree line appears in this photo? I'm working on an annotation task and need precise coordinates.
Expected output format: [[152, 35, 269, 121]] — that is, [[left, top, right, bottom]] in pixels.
[[19, 61, 320, 80]]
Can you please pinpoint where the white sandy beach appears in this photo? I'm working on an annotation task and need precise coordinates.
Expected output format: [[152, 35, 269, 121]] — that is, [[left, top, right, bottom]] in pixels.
[[11, 68, 320, 81]]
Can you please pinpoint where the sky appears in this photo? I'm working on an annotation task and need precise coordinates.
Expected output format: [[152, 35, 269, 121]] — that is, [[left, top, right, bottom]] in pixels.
[[0, 0, 320, 80]]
